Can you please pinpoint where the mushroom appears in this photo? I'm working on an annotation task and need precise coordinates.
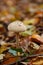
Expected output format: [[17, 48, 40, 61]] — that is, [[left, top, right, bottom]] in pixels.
[[0, 54, 5, 60], [8, 21, 26, 47]]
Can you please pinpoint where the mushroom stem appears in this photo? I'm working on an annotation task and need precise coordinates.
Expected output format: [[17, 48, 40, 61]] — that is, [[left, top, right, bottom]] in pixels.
[[16, 33, 19, 47]]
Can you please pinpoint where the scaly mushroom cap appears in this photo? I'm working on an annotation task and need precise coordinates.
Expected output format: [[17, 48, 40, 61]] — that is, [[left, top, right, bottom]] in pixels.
[[8, 21, 27, 32]]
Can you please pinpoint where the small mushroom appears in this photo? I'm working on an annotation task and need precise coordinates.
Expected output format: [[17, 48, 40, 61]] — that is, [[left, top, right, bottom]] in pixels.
[[8, 21, 26, 47], [0, 40, 6, 45], [0, 54, 5, 60]]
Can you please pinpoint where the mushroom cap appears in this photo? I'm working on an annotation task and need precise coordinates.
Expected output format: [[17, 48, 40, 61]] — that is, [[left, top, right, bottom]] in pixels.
[[8, 21, 27, 32]]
